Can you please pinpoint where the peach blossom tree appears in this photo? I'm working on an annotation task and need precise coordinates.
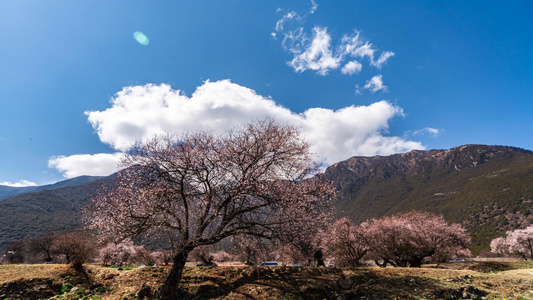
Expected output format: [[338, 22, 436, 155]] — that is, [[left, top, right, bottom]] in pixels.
[[87, 120, 334, 299], [364, 211, 470, 267], [491, 225, 533, 260], [97, 238, 136, 266], [322, 217, 371, 267]]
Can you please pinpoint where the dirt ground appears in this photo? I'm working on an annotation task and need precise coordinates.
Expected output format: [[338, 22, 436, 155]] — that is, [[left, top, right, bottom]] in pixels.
[[1, 261, 533, 299]]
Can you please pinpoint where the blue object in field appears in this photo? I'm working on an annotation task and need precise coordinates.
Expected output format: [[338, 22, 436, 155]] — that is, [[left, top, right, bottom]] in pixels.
[[259, 261, 278, 266]]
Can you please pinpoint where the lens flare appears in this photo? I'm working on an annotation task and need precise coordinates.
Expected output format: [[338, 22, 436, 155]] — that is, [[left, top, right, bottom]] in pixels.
[[133, 31, 149, 46]]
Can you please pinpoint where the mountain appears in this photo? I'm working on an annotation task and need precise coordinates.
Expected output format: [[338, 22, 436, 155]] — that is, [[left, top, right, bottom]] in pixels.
[[321, 144, 533, 254], [1, 144, 532, 254], [0, 175, 114, 250], [0, 176, 104, 201], [0, 186, 36, 202]]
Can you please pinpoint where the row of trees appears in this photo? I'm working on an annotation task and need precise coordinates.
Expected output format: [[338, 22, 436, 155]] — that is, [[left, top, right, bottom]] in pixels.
[[1, 232, 95, 269], [321, 212, 471, 268], [2, 211, 472, 270], [1, 233, 171, 268]]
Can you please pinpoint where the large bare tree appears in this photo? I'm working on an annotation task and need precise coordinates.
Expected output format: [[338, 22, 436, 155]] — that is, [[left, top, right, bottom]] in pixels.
[[87, 120, 334, 299]]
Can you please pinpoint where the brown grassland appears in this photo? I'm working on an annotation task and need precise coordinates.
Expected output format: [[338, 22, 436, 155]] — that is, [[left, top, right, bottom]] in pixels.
[[2, 261, 533, 299]]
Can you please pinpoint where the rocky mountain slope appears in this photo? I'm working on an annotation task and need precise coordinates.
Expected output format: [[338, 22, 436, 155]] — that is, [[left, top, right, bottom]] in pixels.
[[321, 144, 533, 254]]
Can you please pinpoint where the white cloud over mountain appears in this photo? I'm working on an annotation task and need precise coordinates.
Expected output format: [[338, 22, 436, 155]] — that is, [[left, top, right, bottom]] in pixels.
[[49, 80, 424, 178], [48, 153, 123, 178], [0, 180, 37, 187]]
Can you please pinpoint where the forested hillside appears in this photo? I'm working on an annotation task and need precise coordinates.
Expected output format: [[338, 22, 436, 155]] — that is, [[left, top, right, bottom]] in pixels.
[[0, 176, 114, 249]]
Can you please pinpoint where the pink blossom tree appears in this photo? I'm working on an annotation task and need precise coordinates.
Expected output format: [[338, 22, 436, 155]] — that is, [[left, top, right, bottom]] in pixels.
[[322, 218, 370, 267], [364, 211, 470, 267], [210, 250, 234, 263], [132, 245, 158, 265], [87, 120, 334, 299], [490, 225, 533, 260], [97, 238, 136, 266], [273, 203, 332, 266]]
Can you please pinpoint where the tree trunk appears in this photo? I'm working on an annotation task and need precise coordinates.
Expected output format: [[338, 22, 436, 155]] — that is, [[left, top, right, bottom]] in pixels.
[[159, 250, 189, 300]]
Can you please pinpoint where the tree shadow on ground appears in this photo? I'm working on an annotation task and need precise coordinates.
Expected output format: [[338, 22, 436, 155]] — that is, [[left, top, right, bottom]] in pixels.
[[175, 266, 489, 300]]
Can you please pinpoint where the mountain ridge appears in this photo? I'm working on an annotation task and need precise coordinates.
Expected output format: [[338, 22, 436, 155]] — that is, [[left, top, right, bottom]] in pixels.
[[0, 175, 115, 249], [321, 144, 533, 254], [0, 175, 104, 201], [1, 144, 532, 254]]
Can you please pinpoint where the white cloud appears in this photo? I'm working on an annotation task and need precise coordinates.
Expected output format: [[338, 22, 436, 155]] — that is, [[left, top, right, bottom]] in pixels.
[[355, 84, 363, 95], [276, 11, 299, 32], [413, 127, 441, 137], [0, 180, 38, 187], [364, 75, 388, 93], [341, 61, 363, 75], [274, 10, 395, 76], [51, 80, 426, 177], [281, 27, 306, 54], [288, 26, 340, 75], [48, 153, 123, 178], [310, 0, 318, 14], [372, 51, 395, 69], [79, 80, 424, 168], [339, 32, 375, 60]]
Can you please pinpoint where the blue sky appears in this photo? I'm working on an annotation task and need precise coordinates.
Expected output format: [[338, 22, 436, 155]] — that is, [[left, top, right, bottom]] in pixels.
[[0, 1, 532, 186]]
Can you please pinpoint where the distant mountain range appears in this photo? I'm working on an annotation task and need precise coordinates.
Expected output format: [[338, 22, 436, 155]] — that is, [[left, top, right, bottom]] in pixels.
[[1, 144, 532, 254], [0, 176, 104, 201], [0, 175, 114, 250]]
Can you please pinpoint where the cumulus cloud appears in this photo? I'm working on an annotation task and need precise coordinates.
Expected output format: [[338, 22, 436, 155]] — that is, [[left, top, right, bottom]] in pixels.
[[364, 75, 387, 93], [0, 180, 38, 187], [83, 80, 422, 164], [48, 153, 123, 178], [341, 61, 363, 75], [50, 80, 424, 177]]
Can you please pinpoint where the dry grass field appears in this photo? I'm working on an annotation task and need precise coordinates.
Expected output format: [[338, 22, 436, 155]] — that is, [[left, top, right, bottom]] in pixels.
[[1, 261, 533, 299]]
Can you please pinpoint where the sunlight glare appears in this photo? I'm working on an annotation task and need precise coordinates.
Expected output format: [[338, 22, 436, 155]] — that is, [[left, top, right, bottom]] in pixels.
[[133, 31, 149, 46]]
